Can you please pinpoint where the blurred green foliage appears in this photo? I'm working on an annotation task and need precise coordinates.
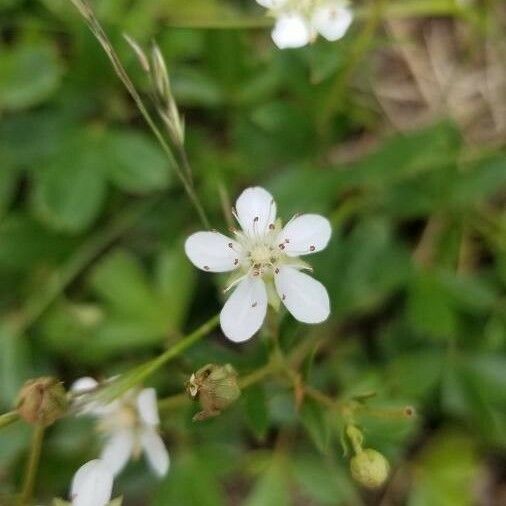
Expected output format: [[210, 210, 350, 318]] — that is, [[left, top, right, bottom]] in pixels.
[[1, 0, 505, 504]]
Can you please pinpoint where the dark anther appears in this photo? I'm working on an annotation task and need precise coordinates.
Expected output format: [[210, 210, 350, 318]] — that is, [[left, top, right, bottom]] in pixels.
[[228, 242, 233, 248], [234, 259, 239, 265], [253, 216, 259, 222], [309, 245, 315, 252], [279, 244, 285, 250], [275, 268, 279, 274], [282, 294, 286, 301], [269, 224, 275, 230], [251, 302, 258, 308]]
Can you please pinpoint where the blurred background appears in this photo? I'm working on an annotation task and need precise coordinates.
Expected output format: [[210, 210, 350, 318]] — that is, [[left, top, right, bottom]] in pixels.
[[0, 0, 505, 504]]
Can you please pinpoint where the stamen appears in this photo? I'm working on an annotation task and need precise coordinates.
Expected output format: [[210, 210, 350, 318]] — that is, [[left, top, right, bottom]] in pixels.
[[251, 302, 258, 308], [282, 294, 286, 301], [269, 223, 275, 230], [285, 238, 290, 243], [309, 245, 315, 252], [275, 268, 279, 274], [278, 243, 285, 250], [234, 259, 239, 265], [203, 265, 210, 270]]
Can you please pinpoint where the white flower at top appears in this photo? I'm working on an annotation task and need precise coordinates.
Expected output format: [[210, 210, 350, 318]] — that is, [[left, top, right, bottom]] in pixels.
[[185, 186, 332, 342], [70, 459, 113, 506], [71, 378, 169, 478], [256, 0, 353, 49]]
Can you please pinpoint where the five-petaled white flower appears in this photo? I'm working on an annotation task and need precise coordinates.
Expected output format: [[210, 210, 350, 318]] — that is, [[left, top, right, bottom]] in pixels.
[[72, 378, 169, 478], [256, 0, 353, 49], [185, 186, 331, 342], [70, 459, 113, 506]]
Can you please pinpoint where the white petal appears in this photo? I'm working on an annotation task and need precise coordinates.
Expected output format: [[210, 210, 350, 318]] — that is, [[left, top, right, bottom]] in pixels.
[[71, 377, 98, 394], [234, 186, 276, 237], [71, 459, 113, 506], [100, 429, 134, 476], [275, 266, 330, 323], [256, 0, 288, 8], [277, 214, 331, 256], [137, 388, 160, 427], [311, 4, 353, 41], [185, 232, 242, 273], [271, 14, 313, 49], [141, 428, 170, 477], [220, 276, 268, 342]]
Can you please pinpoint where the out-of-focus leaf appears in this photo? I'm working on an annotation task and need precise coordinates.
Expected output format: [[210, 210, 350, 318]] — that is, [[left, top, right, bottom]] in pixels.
[[245, 458, 290, 506], [243, 384, 269, 440], [0, 41, 61, 110], [407, 271, 457, 340], [300, 397, 331, 454], [292, 454, 358, 505], [106, 131, 171, 192], [32, 136, 107, 233], [155, 247, 195, 329], [0, 323, 30, 407], [408, 433, 477, 506]]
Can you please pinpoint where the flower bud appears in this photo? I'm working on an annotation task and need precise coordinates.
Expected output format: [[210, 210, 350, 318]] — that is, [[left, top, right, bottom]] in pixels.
[[350, 448, 390, 489], [16, 377, 68, 426], [186, 364, 240, 421]]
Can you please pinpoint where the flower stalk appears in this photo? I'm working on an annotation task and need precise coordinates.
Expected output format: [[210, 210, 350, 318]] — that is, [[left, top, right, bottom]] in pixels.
[[18, 423, 45, 506]]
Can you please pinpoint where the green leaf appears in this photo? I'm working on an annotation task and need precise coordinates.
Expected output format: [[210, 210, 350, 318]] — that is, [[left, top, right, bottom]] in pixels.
[[0, 41, 61, 110], [408, 433, 477, 506], [407, 271, 457, 339], [243, 384, 269, 440], [106, 131, 171, 193], [155, 247, 195, 329], [32, 139, 107, 233], [300, 397, 331, 454], [245, 458, 290, 506], [292, 455, 358, 505]]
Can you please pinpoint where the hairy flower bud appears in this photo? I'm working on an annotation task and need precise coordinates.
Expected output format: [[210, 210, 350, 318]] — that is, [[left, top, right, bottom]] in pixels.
[[350, 449, 390, 489], [16, 377, 68, 426], [186, 364, 240, 421]]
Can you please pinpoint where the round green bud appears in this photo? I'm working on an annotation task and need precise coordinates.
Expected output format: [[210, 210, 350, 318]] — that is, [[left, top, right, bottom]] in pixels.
[[350, 449, 390, 489], [16, 377, 68, 427], [186, 364, 240, 421]]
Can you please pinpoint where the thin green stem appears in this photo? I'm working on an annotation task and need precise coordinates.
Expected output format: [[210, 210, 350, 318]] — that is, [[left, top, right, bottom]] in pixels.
[[97, 314, 220, 402], [68, 0, 210, 228], [18, 424, 45, 506], [0, 411, 19, 429]]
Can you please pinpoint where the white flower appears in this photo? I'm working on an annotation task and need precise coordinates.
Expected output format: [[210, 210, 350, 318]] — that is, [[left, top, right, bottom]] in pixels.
[[72, 378, 169, 478], [256, 0, 353, 48], [271, 13, 314, 49], [185, 186, 331, 342], [311, 3, 353, 41], [70, 459, 113, 506]]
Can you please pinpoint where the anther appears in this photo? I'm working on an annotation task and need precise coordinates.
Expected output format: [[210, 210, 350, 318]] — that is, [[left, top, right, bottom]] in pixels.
[[278, 244, 285, 250], [309, 245, 315, 252], [285, 239, 290, 243], [253, 216, 259, 222], [269, 223, 275, 230], [234, 259, 239, 265], [275, 268, 279, 274], [282, 294, 286, 301], [203, 265, 210, 271], [251, 302, 258, 308], [228, 242, 233, 248]]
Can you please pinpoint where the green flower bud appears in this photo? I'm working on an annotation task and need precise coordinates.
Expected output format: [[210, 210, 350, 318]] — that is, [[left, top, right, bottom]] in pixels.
[[350, 449, 390, 489], [186, 364, 240, 421], [17, 377, 68, 426]]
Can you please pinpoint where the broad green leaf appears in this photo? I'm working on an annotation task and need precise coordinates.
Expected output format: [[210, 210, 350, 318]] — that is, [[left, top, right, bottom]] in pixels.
[[106, 131, 171, 192], [300, 397, 331, 454], [245, 458, 290, 506], [243, 384, 269, 440], [0, 41, 61, 110], [408, 433, 477, 506], [32, 141, 107, 233]]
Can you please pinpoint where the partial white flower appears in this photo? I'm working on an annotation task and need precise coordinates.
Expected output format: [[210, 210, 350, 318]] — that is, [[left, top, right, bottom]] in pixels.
[[311, 3, 353, 41], [256, 0, 353, 48], [70, 459, 113, 506], [71, 379, 169, 478], [271, 13, 314, 49], [185, 186, 331, 342]]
